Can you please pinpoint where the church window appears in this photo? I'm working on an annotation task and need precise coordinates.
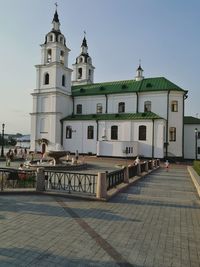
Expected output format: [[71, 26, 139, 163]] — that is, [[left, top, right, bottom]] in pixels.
[[169, 127, 176, 141], [118, 102, 125, 113], [62, 75, 65, 87], [87, 126, 94, 139], [96, 103, 103, 114], [66, 126, 72, 139], [171, 101, 178, 112], [47, 49, 52, 63], [49, 34, 53, 42], [144, 101, 151, 112], [78, 68, 82, 79], [79, 57, 83, 63], [89, 69, 91, 79], [198, 147, 200, 154], [76, 104, 82, 114], [111, 125, 118, 140], [139, 125, 146, 141], [60, 51, 64, 64], [44, 73, 49, 85]]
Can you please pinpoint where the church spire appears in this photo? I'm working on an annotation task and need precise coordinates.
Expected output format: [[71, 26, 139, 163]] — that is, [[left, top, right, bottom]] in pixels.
[[135, 60, 144, 81], [52, 3, 60, 31]]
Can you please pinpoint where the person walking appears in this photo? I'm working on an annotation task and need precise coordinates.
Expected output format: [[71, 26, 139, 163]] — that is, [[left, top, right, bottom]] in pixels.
[[165, 160, 170, 172]]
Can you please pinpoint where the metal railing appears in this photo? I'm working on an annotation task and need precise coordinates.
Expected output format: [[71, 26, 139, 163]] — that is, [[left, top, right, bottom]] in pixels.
[[141, 162, 146, 173], [128, 164, 138, 178], [106, 168, 125, 190], [45, 170, 97, 195], [0, 168, 36, 191]]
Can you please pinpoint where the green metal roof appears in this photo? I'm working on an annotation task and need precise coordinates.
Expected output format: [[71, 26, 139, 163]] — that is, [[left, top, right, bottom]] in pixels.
[[184, 116, 200, 124], [72, 77, 187, 96], [61, 112, 163, 122]]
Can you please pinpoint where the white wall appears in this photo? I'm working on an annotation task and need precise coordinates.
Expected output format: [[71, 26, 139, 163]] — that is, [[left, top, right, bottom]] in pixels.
[[138, 92, 168, 118], [168, 92, 184, 157], [97, 141, 138, 157], [184, 125, 200, 159], [62, 121, 97, 154], [107, 93, 137, 113], [74, 96, 106, 114]]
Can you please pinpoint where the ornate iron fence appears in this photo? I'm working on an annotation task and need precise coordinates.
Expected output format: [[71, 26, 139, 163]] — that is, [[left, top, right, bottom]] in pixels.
[[45, 170, 97, 195], [148, 161, 152, 169], [106, 168, 125, 190], [0, 168, 36, 191], [141, 162, 146, 173], [128, 164, 138, 178]]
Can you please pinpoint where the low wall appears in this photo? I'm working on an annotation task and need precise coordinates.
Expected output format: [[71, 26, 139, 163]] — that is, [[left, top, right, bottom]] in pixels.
[[187, 166, 200, 197]]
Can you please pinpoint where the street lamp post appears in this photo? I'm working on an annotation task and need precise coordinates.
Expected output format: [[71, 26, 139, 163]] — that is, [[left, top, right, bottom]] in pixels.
[[1, 123, 5, 157], [195, 128, 198, 160]]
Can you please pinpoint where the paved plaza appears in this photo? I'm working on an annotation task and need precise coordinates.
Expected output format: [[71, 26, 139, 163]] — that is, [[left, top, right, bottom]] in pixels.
[[0, 165, 200, 266]]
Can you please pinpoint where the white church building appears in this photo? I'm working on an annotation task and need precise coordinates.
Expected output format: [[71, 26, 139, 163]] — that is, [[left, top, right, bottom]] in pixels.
[[30, 9, 192, 159]]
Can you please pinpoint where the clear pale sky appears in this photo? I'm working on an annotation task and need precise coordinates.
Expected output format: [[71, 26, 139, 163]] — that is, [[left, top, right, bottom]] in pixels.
[[0, 0, 199, 134]]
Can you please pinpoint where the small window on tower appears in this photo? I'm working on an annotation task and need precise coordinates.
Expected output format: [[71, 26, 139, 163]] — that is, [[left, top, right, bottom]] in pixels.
[[49, 35, 53, 42], [89, 69, 91, 79], [47, 49, 52, 63], [60, 51, 64, 64], [171, 101, 178, 112], [44, 73, 49, 85], [78, 68, 82, 79], [62, 75, 65, 87]]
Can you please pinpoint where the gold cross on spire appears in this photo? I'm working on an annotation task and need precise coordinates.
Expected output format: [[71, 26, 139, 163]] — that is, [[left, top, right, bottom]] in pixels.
[[55, 2, 58, 10]]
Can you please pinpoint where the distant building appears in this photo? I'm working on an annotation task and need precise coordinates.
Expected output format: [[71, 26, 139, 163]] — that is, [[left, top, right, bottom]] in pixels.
[[16, 135, 30, 148], [30, 9, 199, 159]]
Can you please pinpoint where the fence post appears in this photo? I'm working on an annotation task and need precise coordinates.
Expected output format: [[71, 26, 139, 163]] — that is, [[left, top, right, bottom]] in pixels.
[[157, 159, 160, 166], [96, 172, 107, 199], [145, 161, 148, 172], [137, 163, 141, 175], [124, 167, 129, 183], [36, 167, 45, 192]]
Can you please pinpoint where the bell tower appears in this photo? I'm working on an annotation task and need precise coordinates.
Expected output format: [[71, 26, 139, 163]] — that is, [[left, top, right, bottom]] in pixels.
[[72, 33, 95, 85], [30, 7, 73, 152]]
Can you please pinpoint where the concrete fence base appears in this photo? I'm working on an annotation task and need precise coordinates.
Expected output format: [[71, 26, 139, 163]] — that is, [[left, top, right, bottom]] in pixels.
[[36, 168, 45, 192], [96, 172, 107, 199]]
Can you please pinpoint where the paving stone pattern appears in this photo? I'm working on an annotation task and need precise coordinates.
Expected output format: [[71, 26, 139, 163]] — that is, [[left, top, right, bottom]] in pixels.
[[0, 166, 200, 266]]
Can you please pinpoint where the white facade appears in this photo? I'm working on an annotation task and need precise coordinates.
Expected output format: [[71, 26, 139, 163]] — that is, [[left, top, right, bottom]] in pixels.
[[30, 10, 188, 159]]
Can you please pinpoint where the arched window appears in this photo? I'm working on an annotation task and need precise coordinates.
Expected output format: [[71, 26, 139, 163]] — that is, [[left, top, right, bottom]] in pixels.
[[118, 102, 125, 113], [171, 101, 178, 112], [78, 68, 82, 79], [169, 127, 176, 141], [62, 75, 65, 87], [60, 50, 64, 64], [47, 49, 52, 63], [111, 125, 118, 140], [144, 101, 151, 112], [96, 103, 103, 114], [49, 34, 53, 42], [89, 69, 91, 79], [87, 126, 94, 139], [44, 73, 49, 85], [139, 125, 146, 141], [79, 57, 83, 63], [76, 104, 82, 114], [66, 126, 72, 139]]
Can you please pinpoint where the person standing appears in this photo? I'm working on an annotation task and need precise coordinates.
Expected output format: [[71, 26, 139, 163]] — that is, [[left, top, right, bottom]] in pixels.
[[165, 160, 169, 172]]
